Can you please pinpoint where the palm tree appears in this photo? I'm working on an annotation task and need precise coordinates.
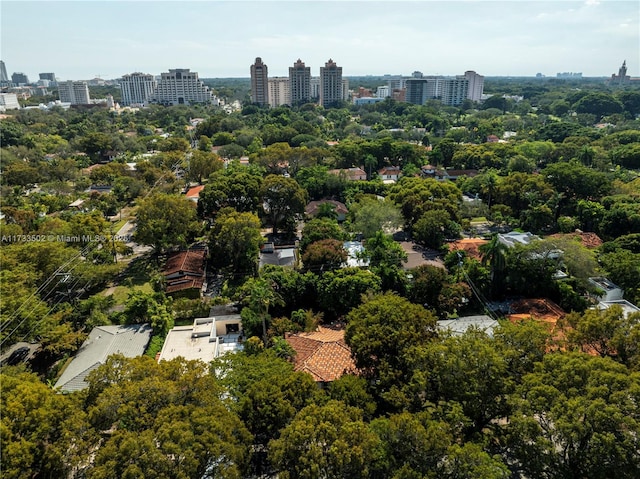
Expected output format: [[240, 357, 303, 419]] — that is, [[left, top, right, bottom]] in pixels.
[[479, 234, 508, 297]]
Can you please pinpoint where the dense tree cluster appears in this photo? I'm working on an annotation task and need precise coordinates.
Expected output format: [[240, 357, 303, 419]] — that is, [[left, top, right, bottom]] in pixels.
[[2, 77, 640, 477]]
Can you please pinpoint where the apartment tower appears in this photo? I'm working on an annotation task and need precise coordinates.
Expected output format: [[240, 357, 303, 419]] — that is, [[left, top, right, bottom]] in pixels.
[[250, 57, 269, 106], [120, 72, 157, 106], [319, 59, 343, 108], [58, 80, 91, 104], [289, 59, 311, 105], [151, 69, 213, 106]]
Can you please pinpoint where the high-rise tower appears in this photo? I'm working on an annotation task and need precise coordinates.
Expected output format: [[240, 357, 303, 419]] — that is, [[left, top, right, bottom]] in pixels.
[[319, 59, 343, 108], [120, 72, 157, 105], [0, 61, 9, 82], [250, 57, 269, 106], [289, 59, 311, 105]]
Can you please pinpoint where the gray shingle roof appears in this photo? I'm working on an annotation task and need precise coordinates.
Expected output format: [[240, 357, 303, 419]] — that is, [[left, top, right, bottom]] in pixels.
[[54, 324, 152, 392]]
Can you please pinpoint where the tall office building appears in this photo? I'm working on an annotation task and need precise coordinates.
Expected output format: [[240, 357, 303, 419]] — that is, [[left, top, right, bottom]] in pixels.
[[310, 77, 320, 100], [250, 57, 269, 106], [289, 59, 311, 105], [151, 69, 213, 106], [268, 77, 290, 107], [58, 80, 91, 104], [464, 70, 484, 102], [120, 72, 157, 105], [12, 72, 29, 85], [0, 61, 9, 82], [39, 72, 56, 82], [319, 59, 343, 108]]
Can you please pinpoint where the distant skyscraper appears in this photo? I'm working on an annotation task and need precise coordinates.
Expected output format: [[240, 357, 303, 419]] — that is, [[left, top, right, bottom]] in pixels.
[[405, 77, 443, 105], [11, 72, 29, 85], [268, 77, 290, 107], [58, 80, 91, 104], [464, 71, 484, 102], [310, 76, 320, 100], [250, 57, 269, 106], [120, 72, 157, 105], [151, 69, 214, 106], [289, 59, 311, 105], [39, 72, 56, 82], [0, 61, 9, 82], [610, 60, 630, 85], [319, 59, 343, 108]]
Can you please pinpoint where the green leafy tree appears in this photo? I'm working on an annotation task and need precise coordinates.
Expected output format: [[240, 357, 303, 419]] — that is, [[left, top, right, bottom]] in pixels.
[[317, 268, 382, 319], [300, 218, 345, 254], [1, 369, 95, 479], [209, 208, 263, 275], [413, 209, 460, 249], [261, 174, 307, 236], [134, 193, 201, 252], [504, 353, 640, 479], [197, 165, 263, 218], [302, 239, 347, 272], [188, 149, 223, 183], [345, 293, 437, 410], [269, 401, 380, 479], [348, 196, 403, 239]]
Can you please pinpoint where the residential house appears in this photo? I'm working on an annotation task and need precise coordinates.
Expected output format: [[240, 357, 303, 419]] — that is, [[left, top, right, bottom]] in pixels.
[[185, 185, 205, 203], [285, 325, 356, 385], [163, 248, 207, 298], [259, 242, 297, 269], [54, 324, 152, 392], [305, 199, 348, 222], [378, 166, 402, 183], [158, 314, 243, 363], [328, 167, 367, 181], [588, 277, 624, 302]]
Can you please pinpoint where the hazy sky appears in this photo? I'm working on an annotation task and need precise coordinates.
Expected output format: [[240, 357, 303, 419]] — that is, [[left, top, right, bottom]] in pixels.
[[1, 0, 638, 80]]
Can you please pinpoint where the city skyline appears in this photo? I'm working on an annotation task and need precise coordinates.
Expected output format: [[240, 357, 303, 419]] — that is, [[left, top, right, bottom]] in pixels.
[[1, 1, 638, 80]]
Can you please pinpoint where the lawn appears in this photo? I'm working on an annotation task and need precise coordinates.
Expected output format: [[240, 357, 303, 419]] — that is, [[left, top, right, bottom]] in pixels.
[[105, 282, 154, 305]]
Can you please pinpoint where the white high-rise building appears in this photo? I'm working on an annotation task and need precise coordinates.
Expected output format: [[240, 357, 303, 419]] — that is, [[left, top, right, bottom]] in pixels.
[[310, 76, 320, 100], [120, 72, 157, 106], [151, 69, 214, 106], [464, 70, 484, 103], [0, 93, 20, 110], [441, 76, 469, 106], [376, 85, 390, 98], [268, 77, 290, 107], [0, 61, 8, 82], [58, 80, 91, 104]]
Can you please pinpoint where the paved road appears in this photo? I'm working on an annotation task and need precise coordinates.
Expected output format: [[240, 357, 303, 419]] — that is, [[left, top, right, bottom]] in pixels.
[[115, 221, 152, 259]]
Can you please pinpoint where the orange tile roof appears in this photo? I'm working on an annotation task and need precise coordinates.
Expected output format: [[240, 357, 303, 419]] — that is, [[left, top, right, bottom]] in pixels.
[[185, 185, 205, 198], [164, 249, 206, 276], [285, 326, 356, 383], [449, 238, 488, 261]]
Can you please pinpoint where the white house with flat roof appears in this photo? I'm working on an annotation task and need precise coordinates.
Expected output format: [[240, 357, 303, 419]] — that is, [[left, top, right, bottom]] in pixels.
[[158, 315, 243, 363], [595, 300, 640, 319]]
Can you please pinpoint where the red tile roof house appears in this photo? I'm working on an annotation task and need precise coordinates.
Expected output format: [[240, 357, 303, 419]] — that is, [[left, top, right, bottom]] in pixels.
[[185, 185, 205, 203], [305, 199, 349, 222], [378, 166, 402, 182], [285, 325, 356, 386], [328, 167, 367, 181], [163, 248, 207, 299]]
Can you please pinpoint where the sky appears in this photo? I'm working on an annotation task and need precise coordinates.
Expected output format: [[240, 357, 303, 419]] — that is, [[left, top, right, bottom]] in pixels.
[[1, 0, 638, 80]]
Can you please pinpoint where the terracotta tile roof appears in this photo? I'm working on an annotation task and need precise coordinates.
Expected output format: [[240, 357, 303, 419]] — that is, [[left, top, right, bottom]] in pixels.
[[449, 238, 489, 261], [285, 326, 356, 383], [164, 250, 206, 276], [185, 185, 205, 199], [548, 232, 603, 249], [305, 199, 348, 217]]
